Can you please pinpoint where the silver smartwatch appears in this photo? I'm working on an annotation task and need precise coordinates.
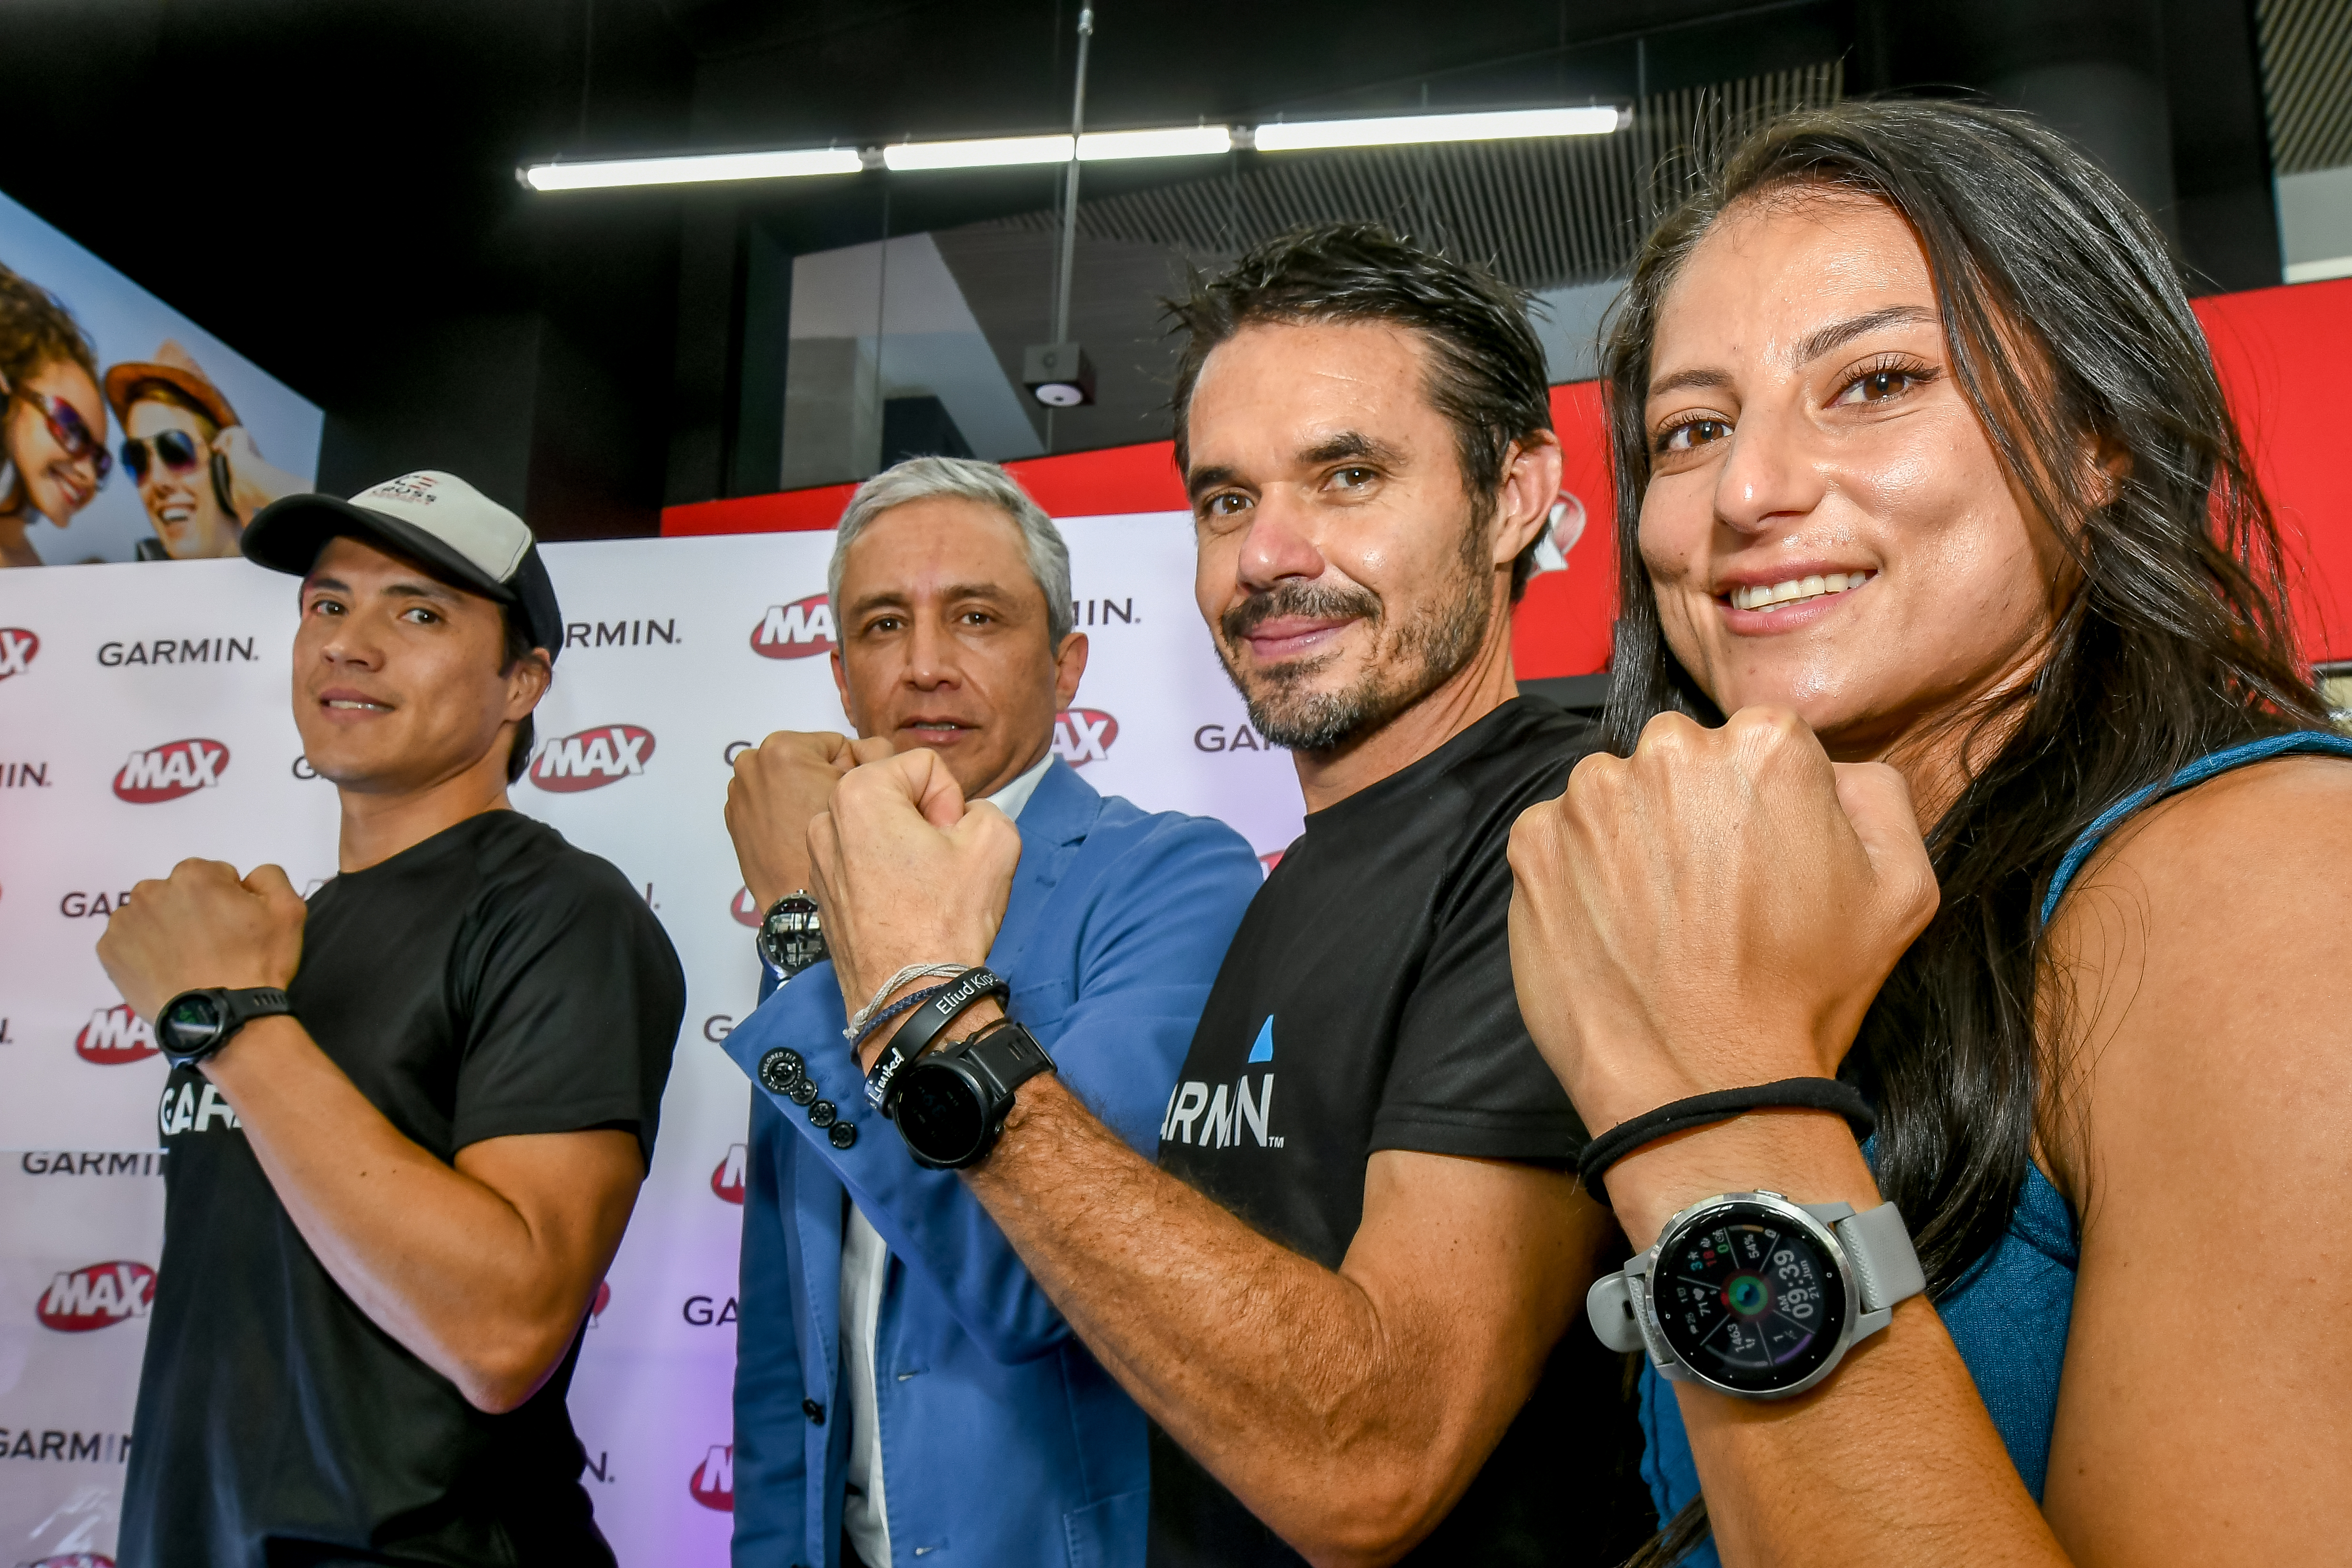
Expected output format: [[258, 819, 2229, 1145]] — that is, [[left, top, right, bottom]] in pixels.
[[1588, 1190, 1925, 1400]]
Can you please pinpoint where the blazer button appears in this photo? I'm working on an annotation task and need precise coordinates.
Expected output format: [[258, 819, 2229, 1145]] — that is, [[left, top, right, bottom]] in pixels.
[[802, 1397, 825, 1424]]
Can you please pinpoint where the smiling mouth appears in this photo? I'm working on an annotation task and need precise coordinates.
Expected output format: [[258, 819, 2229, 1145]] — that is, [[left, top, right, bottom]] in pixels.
[[1727, 571, 1875, 613], [324, 698, 392, 712]]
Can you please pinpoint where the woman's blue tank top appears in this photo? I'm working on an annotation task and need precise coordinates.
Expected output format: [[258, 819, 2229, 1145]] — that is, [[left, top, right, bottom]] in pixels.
[[1635, 730, 2352, 1563]]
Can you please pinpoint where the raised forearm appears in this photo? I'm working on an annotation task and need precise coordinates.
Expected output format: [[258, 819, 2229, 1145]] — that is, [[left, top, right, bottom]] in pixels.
[[202, 1018, 629, 1411], [965, 1077, 1481, 1567]]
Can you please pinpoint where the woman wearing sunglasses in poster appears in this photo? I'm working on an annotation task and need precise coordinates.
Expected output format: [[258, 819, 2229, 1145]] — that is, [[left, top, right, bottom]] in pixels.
[[107, 339, 304, 560], [0, 260, 111, 567]]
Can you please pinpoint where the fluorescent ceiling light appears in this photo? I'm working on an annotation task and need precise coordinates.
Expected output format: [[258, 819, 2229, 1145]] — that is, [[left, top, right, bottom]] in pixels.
[[522, 148, 863, 190], [1079, 126, 1234, 160], [885, 134, 1074, 170], [1250, 106, 1625, 153]]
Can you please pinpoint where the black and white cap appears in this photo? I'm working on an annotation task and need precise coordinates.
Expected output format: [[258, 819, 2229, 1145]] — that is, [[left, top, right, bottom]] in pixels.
[[242, 471, 563, 660]]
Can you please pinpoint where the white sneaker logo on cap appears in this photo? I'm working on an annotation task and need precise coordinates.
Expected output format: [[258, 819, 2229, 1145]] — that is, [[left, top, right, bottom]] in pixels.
[[348, 470, 532, 584]]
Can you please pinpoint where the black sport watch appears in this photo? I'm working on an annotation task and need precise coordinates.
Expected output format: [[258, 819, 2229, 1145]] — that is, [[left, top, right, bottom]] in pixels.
[[891, 1019, 1056, 1170], [155, 986, 295, 1071], [756, 892, 826, 979]]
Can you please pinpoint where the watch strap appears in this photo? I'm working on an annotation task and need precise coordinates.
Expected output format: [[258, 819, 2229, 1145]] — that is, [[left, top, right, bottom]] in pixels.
[[953, 1017, 1055, 1101], [161, 985, 294, 1068], [1831, 1200, 1925, 1316], [866, 966, 1008, 1114]]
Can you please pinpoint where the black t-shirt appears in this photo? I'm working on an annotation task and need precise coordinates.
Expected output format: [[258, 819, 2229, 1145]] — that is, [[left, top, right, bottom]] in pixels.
[[120, 810, 686, 1568], [1151, 697, 1654, 1568]]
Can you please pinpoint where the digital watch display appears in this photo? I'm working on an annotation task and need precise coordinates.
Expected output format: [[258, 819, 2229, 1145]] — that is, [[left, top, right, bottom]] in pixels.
[[1651, 1200, 1849, 1395]]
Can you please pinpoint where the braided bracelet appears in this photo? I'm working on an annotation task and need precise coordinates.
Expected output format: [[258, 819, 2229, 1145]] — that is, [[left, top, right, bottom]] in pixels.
[[843, 963, 971, 1040], [849, 983, 952, 1049], [1577, 1078, 1877, 1209]]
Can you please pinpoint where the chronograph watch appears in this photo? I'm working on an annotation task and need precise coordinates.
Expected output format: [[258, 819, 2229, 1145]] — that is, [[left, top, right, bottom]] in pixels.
[[1586, 1191, 1925, 1400]]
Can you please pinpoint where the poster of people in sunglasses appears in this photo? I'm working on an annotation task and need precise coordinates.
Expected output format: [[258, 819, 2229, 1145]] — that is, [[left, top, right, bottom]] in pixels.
[[2, 187, 319, 567]]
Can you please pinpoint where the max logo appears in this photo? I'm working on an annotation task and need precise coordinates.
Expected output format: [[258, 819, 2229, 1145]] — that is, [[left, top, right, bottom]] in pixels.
[[531, 725, 655, 792], [76, 1005, 157, 1065], [37, 1261, 156, 1331], [114, 738, 228, 802], [711, 1143, 748, 1204], [1053, 708, 1118, 767], [0, 627, 38, 680], [749, 595, 834, 660], [730, 888, 762, 928], [690, 1444, 734, 1511]]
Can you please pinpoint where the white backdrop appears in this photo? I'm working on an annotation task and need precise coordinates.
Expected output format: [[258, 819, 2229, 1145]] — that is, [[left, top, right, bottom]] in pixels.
[[0, 517, 1304, 1566]]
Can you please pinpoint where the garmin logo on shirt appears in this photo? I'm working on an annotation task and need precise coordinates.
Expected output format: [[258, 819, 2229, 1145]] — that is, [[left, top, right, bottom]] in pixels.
[[157, 1079, 242, 1137], [529, 724, 655, 792], [1162, 1016, 1279, 1149], [113, 738, 230, 802], [689, 1443, 734, 1511], [74, 1005, 157, 1065], [36, 1261, 156, 1331], [748, 594, 835, 659]]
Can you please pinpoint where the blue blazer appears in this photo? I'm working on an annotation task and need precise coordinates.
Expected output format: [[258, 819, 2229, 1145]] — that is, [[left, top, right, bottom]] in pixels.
[[719, 759, 1261, 1568]]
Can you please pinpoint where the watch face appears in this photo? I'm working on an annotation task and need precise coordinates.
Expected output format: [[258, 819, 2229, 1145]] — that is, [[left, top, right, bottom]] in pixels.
[[758, 897, 827, 976], [1651, 1201, 1849, 1395], [159, 992, 224, 1055], [896, 1062, 985, 1167]]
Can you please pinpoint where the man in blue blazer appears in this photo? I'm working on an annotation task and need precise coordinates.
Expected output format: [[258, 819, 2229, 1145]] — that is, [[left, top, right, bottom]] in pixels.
[[718, 456, 1260, 1568]]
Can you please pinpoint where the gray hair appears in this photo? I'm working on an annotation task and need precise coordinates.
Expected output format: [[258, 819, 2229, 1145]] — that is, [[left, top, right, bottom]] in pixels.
[[827, 456, 1073, 645]]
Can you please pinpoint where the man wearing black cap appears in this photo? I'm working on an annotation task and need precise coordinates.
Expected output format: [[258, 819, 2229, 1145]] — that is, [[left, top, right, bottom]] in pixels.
[[97, 470, 685, 1568]]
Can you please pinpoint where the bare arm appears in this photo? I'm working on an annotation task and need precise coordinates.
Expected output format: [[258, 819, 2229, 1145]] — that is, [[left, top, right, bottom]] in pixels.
[[1510, 711, 2352, 1567], [966, 1075, 1612, 1568], [98, 857, 642, 1414]]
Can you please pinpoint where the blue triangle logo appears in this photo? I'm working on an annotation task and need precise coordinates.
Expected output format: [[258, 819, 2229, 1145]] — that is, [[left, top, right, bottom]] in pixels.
[[1247, 1017, 1274, 1064]]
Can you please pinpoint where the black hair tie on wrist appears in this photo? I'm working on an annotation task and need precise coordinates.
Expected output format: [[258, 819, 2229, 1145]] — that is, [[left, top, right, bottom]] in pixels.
[[1576, 1078, 1877, 1209]]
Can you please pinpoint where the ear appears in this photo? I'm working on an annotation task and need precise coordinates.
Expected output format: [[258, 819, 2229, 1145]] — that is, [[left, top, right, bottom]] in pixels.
[[830, 648, 862, 733], [503, 649, 552, 722], [1492, 429, 1565, 571], [1052, 631, 1089, 710], [2087, 433, 2132, 509]]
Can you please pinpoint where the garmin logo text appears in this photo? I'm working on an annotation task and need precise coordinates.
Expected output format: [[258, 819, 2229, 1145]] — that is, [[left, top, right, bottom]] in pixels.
[[749, 594, 835, 659], [1, 1437, 131, 1472], [689, 1444, 735, 1511], [75, 1006, 157, 1065], [564, 618, 677, 650], [1161, 1074, 1276, 1148], [530, 725, 655, 792], [159, 1079, 242, 1136], [1070, 597, 1136, 627], [1053, 708, 1118, 767], [97, 637, 255, 667], [0, 627, 39, 680], [36, 1261, 156, 1331], [4, 762, 50, 788], [19, 1152, 165, 1177], [113, 739, 229, 802]]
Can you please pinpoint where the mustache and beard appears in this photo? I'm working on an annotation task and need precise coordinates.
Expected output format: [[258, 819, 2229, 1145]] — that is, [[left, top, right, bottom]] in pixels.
[[1214, 503, 1496, 754]]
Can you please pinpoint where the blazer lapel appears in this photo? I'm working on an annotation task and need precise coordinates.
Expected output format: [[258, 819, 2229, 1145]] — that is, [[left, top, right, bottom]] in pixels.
[[988, 759, 1098, 976]]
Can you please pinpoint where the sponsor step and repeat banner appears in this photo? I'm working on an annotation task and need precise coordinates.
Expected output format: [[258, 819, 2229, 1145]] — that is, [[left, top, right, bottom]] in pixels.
[[0, 518, 1313, 1565]]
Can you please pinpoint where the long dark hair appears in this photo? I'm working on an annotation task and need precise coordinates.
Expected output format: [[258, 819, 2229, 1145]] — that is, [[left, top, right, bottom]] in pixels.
[[1600, 99, 2327, 1558]]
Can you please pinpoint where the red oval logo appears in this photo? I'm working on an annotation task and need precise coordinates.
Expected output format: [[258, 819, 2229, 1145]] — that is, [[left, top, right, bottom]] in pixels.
[[113, 738, 229, 802], [591, 1279, 611, 1321], [75, 1004, 157, 1065], [529, 725, 656, 793], [1053, 708, 1119, 767], [749, 594, 835, 660], [37, 1261, 156, 1331], [730, 887, 762, 927], [689, 1444, 735, 1511], [0, 627, 39, 681], [712, 1142, 748, 1205]]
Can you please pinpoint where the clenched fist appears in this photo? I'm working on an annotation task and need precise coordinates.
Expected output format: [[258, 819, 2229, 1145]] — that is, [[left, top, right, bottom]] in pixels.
[[1506, 707, 1939, 1140], [808, 749, 1023, 1018], [97, 859, 307, 1022], [725, 730, 895, 911]]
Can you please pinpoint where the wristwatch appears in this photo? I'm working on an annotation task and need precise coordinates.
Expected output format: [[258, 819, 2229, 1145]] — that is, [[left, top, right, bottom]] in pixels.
[[1588, 1190, 1925, 1400], [891, 1019, 1056, 1170], [155, 986, 295, 1071], [756, 891, 826, 979]]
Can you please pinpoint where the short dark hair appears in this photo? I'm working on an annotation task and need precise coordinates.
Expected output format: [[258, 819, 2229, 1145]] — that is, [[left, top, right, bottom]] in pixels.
[[1166, 222, 1556, 600], [495, 601, 542, 785]]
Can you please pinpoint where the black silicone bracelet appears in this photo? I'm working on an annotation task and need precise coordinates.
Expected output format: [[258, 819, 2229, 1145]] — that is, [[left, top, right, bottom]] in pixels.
[[1576, 1078, 1877, 1209], [851, 982, 951, 1048], [864, 966, 1009, 1116]]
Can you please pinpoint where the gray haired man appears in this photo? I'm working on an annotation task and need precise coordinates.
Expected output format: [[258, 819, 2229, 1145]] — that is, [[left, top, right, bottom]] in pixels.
[[718, 457, 1260, 1567]]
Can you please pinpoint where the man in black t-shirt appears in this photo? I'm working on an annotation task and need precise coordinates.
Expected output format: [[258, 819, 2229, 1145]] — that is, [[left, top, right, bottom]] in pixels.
[[794, 224, 1652, 1567], [97, 470, 684, 1568]]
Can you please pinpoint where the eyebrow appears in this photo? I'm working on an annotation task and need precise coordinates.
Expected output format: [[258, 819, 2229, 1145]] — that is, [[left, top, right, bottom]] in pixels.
[[303, 572, 462, 604], [1183, 432, 1407, 504], [1647, 304, 1942, 404], [847, 582, 1019, 617]]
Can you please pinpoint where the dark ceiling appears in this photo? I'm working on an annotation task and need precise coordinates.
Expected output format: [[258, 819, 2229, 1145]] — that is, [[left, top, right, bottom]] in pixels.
[[0, 0, 2285, 539]]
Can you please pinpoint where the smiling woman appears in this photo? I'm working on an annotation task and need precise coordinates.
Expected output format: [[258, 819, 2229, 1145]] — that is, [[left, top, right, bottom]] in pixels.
[[1502, 98, 2352, 1568]]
